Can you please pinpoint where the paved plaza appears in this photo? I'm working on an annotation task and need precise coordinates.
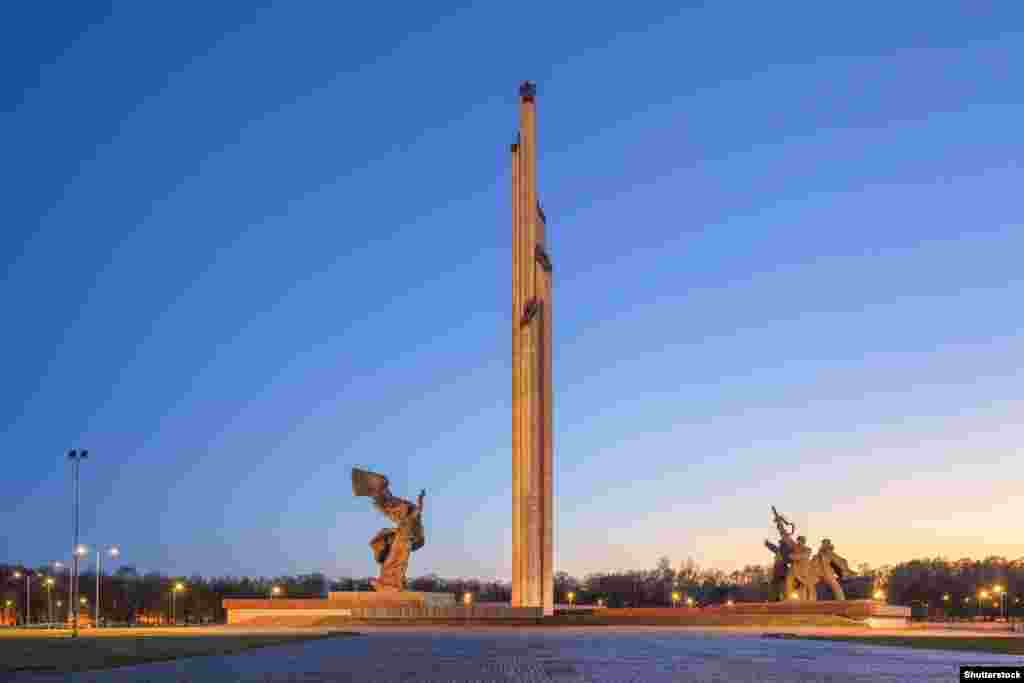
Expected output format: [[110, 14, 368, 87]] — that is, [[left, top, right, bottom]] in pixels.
[[8, 626, 1023, 682]]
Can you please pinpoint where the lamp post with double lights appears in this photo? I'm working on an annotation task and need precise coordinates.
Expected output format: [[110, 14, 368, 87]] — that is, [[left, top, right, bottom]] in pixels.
[[68, 449, 88, 637], [95, 547, 120, 627]]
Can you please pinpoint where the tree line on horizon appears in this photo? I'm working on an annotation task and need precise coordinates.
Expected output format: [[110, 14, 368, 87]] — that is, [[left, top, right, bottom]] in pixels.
[[2, 555, 1021, 624]]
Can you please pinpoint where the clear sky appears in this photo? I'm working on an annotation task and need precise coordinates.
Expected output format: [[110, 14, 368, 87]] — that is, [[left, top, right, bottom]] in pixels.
[[3, 3, 1023, 581]]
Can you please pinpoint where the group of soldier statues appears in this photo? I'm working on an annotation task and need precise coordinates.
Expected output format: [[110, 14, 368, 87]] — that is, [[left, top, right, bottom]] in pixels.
[[765, 506, 855, 601]]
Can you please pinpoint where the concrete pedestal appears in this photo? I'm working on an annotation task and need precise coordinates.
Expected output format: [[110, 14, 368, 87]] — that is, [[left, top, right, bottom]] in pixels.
[[325, 592, 455, 608], [222, 596, 539, 626]]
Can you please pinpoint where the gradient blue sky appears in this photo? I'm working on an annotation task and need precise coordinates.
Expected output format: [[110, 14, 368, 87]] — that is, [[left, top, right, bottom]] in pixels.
[[3, 3, 1023, 581]]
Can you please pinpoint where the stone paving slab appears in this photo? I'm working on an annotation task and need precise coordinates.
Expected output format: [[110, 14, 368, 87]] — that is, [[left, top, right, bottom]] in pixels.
[[8, 626, 1024, 682]]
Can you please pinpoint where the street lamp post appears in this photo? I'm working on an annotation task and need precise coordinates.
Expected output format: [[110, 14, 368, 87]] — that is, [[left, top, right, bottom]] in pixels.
[[12, 571, 31, 625], [270, 585, 282, 599], [45, 577, 55, 626], [72, 545, 87, 634], [52, 561, 67, 625], [993, 585, 1007, 622], [96, 547, 120, 628], [671, 591, 680, 608], [68, 449, 88, 637], [171, 583, 185, 625]]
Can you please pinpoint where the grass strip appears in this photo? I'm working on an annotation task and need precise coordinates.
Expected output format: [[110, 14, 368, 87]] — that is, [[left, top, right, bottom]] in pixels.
[[0, 631, 359, 673]]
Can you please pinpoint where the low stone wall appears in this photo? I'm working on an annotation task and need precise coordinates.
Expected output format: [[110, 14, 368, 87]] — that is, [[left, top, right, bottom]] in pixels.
[[224, 592, 454, 612], [326, 592, 456, 607], [591, 600, 908, 621], [223, 598, 541, 626], [223, 598, 907, 627]]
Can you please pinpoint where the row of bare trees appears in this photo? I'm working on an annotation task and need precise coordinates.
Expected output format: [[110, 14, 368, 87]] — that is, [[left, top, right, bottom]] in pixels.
[[4, 555, 1022, 623], [0, 565, 329, 625]]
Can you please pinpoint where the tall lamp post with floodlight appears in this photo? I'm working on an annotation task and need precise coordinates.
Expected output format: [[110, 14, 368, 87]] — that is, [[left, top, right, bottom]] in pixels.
[[96, 547, 120, 627], [67, 449, 88, 637]]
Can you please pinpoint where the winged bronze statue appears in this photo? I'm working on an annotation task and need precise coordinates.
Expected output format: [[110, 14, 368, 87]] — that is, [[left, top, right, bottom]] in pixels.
[[352, 468, 425, 592]]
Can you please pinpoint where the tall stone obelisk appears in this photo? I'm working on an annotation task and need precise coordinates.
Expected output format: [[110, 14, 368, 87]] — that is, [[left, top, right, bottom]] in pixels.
[[511, 81, 554, 616]]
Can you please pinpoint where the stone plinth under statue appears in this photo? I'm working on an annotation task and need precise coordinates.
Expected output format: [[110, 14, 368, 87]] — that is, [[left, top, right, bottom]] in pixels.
[[222, 594, 540, 626], [325, 591, 454, 608]]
